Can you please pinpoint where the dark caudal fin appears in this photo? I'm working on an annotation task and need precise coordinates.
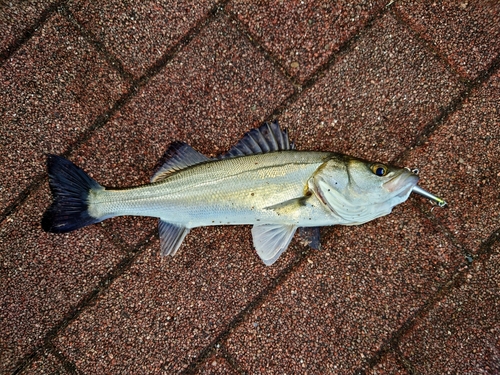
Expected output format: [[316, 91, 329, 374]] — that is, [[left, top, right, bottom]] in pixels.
[[42, 154, 103, 233]]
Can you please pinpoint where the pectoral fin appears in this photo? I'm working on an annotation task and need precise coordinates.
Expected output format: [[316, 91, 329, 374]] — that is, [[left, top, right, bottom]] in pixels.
[[251, 224, 297, 266], [264, 196, 308, 216], [158, 220, 190, 256]]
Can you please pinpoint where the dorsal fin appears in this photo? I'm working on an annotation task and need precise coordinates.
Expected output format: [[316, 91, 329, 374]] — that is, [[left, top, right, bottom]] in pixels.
[[151, 141, 210, 183], [219, 121, 295, 159]]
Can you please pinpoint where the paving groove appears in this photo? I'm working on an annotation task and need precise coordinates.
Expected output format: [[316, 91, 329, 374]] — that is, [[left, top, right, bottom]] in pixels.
[[1, 1, 499, 374]]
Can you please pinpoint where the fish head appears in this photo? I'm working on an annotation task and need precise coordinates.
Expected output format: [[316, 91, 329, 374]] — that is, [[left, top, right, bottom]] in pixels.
[[311, 156, 419, 225]]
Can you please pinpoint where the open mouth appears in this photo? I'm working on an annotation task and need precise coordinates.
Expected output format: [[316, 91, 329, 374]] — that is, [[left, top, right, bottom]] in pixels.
[[384, 172, 419, 197]]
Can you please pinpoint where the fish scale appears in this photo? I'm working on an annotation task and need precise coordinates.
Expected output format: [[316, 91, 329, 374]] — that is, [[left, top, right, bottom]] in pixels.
[[91, 151, 333, 226]]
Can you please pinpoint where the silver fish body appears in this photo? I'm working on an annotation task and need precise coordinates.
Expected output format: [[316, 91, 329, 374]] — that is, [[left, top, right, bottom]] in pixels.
[[89, 151, 336, 227], [42, 122, 441, 265]]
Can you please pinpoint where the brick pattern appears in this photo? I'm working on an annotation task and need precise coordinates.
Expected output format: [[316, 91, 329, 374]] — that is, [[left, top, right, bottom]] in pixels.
[[395, 1, 500, 80], [1, 1, 499, 374], [0, 14, 128, 213]]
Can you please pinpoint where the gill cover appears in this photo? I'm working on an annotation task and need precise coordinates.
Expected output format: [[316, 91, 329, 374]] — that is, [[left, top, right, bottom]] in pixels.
[[310, 157, 419, 225]]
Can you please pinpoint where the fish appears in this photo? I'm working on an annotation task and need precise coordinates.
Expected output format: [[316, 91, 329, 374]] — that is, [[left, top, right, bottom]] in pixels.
[[42, 121, 446, 265]]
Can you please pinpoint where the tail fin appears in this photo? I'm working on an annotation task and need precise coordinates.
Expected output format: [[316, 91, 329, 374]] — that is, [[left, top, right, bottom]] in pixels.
[[42, 154, 103, 233]]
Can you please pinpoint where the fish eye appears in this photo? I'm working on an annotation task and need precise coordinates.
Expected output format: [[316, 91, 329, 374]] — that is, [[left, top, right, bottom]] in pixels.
[[370, 163, 388, 177]]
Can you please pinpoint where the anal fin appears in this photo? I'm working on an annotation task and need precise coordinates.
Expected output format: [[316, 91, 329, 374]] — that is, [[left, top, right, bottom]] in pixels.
[[158, 220, 190, 256], [251, 224, 297, 266]]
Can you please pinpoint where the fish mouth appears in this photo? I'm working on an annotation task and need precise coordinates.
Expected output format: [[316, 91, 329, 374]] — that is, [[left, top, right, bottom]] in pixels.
[[383, 171, 419, 198]]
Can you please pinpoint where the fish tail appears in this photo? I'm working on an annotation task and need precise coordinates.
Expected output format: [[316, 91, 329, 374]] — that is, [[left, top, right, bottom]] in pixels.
[[42, 154, 104, 233]]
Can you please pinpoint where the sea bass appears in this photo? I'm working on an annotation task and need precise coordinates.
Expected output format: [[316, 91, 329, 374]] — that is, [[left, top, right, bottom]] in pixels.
[[42, 122, 446, 265]]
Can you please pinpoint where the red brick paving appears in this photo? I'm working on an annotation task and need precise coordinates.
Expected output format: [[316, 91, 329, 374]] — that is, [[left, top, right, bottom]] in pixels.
[[279, 13, 464, 162], [19, 349, 69, 375], [395, 1, 500, 80], [367, 352, 409, 375], [0, 187, 125, 374], [0, 14, 129, 213], [1, 1, 499, 374], [195, 353, 239, 375], [225, 204, 462, 373], [57, 238, 296, 373], [68, 0, 220, 78], [404, 69, 500, 255], [227, 0, 386, 83], [0, 0, 58, 59], [399, 244, 500, 374]]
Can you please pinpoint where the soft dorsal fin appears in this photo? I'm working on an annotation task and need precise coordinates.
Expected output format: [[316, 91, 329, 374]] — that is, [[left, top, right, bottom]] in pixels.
[[151, 141, 210, 183], [219, 121, 295, 159]]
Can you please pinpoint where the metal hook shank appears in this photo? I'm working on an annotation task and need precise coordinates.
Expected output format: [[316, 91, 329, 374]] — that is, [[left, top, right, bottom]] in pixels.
[[412, 185, 447, 207]]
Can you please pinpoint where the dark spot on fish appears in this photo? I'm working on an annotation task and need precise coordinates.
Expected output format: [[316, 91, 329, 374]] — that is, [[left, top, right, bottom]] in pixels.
[[251, 192, 254, 196]]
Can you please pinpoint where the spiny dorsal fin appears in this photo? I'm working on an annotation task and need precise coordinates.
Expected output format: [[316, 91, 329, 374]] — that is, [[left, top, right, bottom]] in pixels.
[[219, 121, 295, 159], [151, 141, 210, 183]]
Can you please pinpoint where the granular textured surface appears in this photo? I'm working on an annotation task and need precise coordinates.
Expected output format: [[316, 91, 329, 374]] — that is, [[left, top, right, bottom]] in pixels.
[[225, 204, 462, 373], [0, 0, 57, 57], [19, 349, 69, 375], [279, 13, 464, 162], [57, 238, 296, 373], [404, 70, 500, 254], [0, 14, 128, 213], [399, 245, 500, 374], [395, 1, 500, 79], [367, 352, 409, 375], [194, 353, 239, 375], [1, 2, 499, 374], [228, 0, 386, 83], [68, 0, 220, 78], [0, 187, 124, 374]]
